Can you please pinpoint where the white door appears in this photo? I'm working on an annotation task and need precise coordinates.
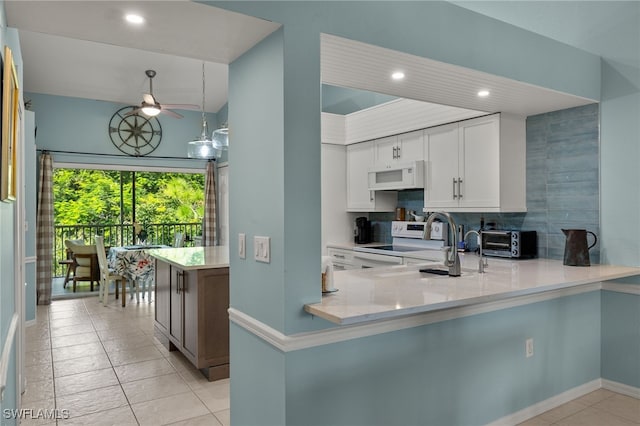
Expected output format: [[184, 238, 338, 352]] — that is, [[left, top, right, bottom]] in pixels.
[[373, 136, 398, 167], [347, 142, 375, 210], [425, 123, 459, 209], [459, 116, 500, 208], [397, 130, 424, 163]]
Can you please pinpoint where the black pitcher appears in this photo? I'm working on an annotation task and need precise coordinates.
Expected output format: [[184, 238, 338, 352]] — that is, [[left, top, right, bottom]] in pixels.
[[562, 229, 597, 266]]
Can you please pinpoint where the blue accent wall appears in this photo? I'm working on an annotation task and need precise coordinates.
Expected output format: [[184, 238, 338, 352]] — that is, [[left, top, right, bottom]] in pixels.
[[26, 92, 217, 170], [285, 292, 602, 426], [601, 290, 640, 388], [322, 85, 398, 115]]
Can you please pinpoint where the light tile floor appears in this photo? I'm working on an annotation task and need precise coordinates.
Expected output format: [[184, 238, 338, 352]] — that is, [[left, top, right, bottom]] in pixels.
[[24, 296, 229, 426], [517, 388, 639, 426], [24, 297, 639, 426]]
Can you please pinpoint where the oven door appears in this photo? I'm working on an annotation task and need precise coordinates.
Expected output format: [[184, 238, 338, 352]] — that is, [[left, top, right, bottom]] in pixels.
[[353, 251, 404, 268]]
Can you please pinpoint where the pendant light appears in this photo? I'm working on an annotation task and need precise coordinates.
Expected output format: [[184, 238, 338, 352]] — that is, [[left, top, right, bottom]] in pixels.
[[187, 63, 218, 159]]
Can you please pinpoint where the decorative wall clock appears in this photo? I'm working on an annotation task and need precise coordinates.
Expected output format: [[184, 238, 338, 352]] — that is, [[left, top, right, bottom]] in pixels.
[[108, 106, 162, 156]]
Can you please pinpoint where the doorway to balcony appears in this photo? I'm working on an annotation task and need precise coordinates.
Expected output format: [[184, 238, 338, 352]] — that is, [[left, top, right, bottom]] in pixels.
[[52, 166, 205, 298]]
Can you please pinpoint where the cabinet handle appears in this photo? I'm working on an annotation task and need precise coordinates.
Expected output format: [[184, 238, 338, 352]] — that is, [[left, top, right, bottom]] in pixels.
[[392, 146, 397, 159], [176, 271, 183, 294], [397, 145, 401, 158], [458, 178, 463, 199], [370, 190, 374, 202], [334, 254, 345, 259], [452, 178, 458, 199]]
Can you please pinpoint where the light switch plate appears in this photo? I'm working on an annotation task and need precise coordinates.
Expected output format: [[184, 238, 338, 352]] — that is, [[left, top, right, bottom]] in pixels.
[[238, 233, 246, 259], [254, 236, 270, 263]]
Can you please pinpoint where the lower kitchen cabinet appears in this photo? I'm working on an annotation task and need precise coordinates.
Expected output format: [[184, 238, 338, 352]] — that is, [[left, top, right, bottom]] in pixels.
[[155, 259, 230, 381]]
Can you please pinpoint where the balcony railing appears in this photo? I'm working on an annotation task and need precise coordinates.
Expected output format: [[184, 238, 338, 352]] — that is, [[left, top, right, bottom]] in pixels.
[[54, 222, 202, 277]]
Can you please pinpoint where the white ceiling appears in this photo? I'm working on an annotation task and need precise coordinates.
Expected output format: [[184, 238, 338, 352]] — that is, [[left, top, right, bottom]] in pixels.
[[6, 1, 627, 118], [5, 1, 281, 113], [321, 34, 594, 117]]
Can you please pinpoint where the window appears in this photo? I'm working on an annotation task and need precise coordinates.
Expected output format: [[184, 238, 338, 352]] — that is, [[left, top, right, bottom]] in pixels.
[[53, 167, 205, 275]]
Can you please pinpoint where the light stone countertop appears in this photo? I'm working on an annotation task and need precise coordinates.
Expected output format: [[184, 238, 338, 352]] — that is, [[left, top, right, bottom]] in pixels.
[[305, 254, 640, 325], [149, 246, 229, 270]]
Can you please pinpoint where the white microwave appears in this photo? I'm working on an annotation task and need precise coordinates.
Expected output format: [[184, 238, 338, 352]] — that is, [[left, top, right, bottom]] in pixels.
[[368, 160, 424, 191]]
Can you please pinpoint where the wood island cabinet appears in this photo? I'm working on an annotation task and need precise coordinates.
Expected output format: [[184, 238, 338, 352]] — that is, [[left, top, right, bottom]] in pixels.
[[154, 255, 230, 381]]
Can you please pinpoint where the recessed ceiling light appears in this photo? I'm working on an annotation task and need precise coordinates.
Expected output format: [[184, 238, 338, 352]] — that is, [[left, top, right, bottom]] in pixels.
[[391, 71, 405, 81], [125, 14, 145, 25], [477, 90, 490, 97]]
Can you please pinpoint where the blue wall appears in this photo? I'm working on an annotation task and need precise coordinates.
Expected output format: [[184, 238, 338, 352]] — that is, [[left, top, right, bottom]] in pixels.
[[322, 85, 398, 115], [26, 92, 218, 170], [0, 19, 22, 423], [601, 290, 640, 388], [285, 292, 602, 426], [211, 2, 619, 425]]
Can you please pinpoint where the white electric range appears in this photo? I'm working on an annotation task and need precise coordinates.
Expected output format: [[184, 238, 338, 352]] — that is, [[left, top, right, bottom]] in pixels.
[[352, 221, 448, 268]]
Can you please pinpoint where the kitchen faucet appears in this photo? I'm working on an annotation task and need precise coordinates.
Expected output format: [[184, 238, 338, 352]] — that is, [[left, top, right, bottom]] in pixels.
[[425, 211, 461, 277], [464, 230, 487, 273]]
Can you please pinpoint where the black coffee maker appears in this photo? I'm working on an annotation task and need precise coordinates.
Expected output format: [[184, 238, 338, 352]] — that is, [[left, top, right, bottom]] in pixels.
[[354, 217, 372, 244]]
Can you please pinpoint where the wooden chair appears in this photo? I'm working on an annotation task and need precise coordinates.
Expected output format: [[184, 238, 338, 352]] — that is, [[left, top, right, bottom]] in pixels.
[[95, 236, 124, 307], [64, 240, 99, 292]]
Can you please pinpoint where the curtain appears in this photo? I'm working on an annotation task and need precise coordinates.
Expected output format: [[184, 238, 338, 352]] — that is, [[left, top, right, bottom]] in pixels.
[[36, 152, 54, 304], [202, 160, 217, 246]]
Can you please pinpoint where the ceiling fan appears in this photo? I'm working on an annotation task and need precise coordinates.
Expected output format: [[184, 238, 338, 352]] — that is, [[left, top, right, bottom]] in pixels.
[[128, 70, 198, 119]]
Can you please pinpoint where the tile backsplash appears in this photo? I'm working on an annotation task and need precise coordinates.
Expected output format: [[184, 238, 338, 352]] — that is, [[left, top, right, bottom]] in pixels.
[[370, 103, 600, 261]]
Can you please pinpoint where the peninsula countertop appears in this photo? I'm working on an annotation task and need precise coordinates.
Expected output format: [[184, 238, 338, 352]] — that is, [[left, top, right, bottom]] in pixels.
[[149, 246, 229, 270], [305, 254, 640, 325]]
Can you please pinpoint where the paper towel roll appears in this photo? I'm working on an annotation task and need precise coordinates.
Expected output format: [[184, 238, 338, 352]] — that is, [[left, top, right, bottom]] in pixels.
[[321, 256, 337, 292]]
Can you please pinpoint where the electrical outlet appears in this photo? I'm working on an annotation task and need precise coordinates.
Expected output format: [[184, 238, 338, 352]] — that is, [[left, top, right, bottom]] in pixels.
[[238, 233, 246, 259], [526, 338, 534, 358], [254, 236, 271, 263]]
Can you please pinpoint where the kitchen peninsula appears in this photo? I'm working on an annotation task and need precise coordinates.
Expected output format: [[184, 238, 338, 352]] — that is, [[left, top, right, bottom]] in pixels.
[[150, 246, 230, 381], [305, 254, 640, 325]]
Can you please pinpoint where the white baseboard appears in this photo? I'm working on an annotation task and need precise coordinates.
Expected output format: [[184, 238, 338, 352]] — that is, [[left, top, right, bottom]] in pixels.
[[602, 379, 640, 399], [488, 379, 640, 425]]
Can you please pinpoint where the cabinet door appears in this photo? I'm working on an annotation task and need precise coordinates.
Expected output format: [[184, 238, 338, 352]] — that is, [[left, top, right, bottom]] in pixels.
[[154, 260, 170, 332], [425, 123, 459, 209], [373, 136, 398, 167], [169, 267, 183, 344], [459, 116, 500, 208], [397, 130, 424, 163], [346, 142, 375, 210], [182, 270, 199, 358]]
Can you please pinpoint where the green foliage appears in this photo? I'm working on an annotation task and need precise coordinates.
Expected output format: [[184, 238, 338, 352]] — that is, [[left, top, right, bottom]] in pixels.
[[54, 168, 205, 226]]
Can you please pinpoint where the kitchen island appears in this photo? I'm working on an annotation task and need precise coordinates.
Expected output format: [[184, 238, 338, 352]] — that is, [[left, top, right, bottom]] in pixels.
[[150, 246, 229, 381], [306, 254, 640, 325]]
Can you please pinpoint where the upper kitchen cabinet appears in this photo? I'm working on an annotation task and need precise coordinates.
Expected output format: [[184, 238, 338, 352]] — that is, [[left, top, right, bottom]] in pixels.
[[373, 130, 424, 168], [347, 141, 397, 211], [424, 113, 526, 213]]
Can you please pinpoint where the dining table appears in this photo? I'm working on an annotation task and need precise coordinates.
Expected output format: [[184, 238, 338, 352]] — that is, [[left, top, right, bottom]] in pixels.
[[108, 244, 169, 306]]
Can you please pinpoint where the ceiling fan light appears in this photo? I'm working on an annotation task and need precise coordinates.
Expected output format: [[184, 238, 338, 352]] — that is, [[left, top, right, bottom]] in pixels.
[[212, 127, 229, 150], [187, 139, 218, 159], [141, 106, 161, 116]]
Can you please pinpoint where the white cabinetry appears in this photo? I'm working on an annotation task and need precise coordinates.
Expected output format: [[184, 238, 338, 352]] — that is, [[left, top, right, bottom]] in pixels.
[[373, 130, 424, 167], [424, 113, 526, 213], [347, 141, 396, 212], [327, 247, 358, 270]]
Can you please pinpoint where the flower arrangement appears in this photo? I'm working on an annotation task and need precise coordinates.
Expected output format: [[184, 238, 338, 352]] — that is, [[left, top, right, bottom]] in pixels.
[[133, 222, 148, 244]]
